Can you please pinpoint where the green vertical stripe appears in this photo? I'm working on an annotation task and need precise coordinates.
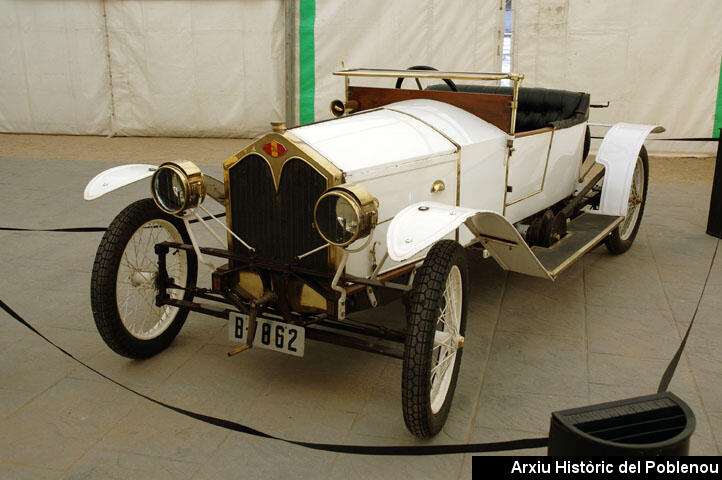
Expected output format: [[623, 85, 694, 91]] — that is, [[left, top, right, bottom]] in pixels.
[[715, 56, 722, 137], [299, 0, 315, 125]]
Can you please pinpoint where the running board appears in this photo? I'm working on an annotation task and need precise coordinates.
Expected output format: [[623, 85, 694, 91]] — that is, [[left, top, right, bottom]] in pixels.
[[466, 213, 622, 280]]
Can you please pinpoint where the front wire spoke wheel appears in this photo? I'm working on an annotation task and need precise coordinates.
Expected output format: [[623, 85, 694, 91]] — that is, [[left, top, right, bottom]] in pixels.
[[402, 240, 468, 438], [429, 265, 462, 414], [116, 220, 187, 340], [91, 199, 197, 358]]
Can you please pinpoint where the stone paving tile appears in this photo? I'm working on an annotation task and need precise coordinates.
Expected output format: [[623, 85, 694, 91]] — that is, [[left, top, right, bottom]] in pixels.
[[253, 342, 388, 418], [661, 280, 708, 329], [43, 326, 107, 362], [468, 427, 547, 456], [0, 377, 139, 471], [644, 210, 707, 231], [482, 331, 587, 396], [587, 353, 695, 393], [67, 335, 201, 389], [684, 322, 722, 413], [143, 343, 276, 420], [0, 310, 33, 350], [586, 305, 681, 359], [243, 395, 358, 444], [647, 230, 718, 266], [497, 265, 585, 337], [685, 354, 722, 414], [473, 389, 588, 435], [92, 402, 230, 466], [343, 362, 410, 442], [458, 455, 473, 480], [190, 435, 337, 480], [582, 254, 669, 311], [709, 412, 722, 454], [0, 388, 41, 421], [656, 262, 720, 288], [708, 252, 722, 285], [327, 443, 464, 480], [0, 463, 63, 480], [0, 331, 80, 395], [63, 449, 201, 480], [685, 322, 722, 364], [694, 283, 722, 326]]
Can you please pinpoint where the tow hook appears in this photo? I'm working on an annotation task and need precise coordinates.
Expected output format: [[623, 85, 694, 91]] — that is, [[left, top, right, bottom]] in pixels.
[[227, 291, 277, 357]]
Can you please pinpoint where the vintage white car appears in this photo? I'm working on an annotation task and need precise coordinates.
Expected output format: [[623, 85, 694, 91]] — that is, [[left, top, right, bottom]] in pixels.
[[84, 67, 661, 438]]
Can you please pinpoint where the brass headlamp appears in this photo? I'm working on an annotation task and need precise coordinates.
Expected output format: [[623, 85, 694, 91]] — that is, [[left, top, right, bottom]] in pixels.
[[314, 184, 378, 247], [151, 160, 206, 215]]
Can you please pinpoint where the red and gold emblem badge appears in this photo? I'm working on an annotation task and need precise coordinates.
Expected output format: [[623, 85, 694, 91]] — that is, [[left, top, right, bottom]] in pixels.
[[263, 140, 287, 158]]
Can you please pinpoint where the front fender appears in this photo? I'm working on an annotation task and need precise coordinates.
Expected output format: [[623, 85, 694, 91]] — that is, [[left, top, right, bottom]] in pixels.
[[83, 164, 157, 201], [387, 201, 554, 279], [594, 123, 663, 216], [386, 202, 480, 262]]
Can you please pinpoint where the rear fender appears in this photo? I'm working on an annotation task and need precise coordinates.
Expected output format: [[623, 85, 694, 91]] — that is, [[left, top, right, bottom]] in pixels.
[[594, 123, 663, 216]]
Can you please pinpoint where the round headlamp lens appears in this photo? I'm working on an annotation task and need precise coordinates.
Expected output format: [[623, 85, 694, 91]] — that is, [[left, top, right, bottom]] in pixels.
[[315, 193, 359, 245], [152, 166, 186, 213]]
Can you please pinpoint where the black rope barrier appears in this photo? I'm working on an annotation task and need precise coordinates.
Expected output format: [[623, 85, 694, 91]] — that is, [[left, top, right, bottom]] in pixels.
[[1, 132, 718, 455], [0, 298, 548, 455], [1, 236, 718, 455]]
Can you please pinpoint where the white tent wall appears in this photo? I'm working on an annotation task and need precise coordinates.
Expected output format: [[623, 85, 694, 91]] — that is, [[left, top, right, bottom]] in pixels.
[[513, 0, 722, 155], [5, 0, 718, 148], [105, 0, 285, 137], [311, 0, 504, 123], [0, 0, 112, 135]]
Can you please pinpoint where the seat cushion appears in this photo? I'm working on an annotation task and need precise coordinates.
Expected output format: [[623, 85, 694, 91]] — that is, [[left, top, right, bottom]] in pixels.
[[426, 84, 590, 132]]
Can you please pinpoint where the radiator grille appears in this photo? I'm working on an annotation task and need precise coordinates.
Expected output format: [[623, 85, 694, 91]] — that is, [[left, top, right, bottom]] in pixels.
[[228, 154, 329, 271]]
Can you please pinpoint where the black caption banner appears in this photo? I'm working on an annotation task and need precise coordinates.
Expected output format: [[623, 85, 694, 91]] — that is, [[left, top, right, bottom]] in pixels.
[[475, 457, 721, 478]]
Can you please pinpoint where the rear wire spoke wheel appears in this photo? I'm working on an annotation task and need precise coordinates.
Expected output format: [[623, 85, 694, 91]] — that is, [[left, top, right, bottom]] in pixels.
[[605, 146, 649, 254], [91, 198, 197, 358], [403, 240, 468, 438]]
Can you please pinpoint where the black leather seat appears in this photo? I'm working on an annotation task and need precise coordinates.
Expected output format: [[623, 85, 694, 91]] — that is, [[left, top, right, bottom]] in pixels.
[[426, 84, 590, 133]]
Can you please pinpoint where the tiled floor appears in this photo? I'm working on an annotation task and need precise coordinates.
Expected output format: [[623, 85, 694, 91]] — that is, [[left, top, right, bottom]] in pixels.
[[1, 154, 720, 478]]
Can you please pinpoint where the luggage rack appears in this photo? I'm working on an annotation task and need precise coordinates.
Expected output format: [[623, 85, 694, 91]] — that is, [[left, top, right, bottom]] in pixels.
[[333, 68, 525, 135]]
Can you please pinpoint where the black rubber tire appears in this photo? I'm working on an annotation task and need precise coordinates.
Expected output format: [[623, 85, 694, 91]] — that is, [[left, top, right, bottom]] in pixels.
[[402, 240, 468, 438], [90, 198, 197, 358], [605, 146, 649, 254]]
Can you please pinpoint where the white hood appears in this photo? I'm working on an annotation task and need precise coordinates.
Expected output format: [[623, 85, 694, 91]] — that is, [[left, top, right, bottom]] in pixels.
[[290, 99, 505, 179]]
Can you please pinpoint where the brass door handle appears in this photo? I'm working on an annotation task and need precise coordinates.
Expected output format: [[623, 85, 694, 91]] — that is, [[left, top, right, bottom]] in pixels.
[[431, 180, 445, 193]]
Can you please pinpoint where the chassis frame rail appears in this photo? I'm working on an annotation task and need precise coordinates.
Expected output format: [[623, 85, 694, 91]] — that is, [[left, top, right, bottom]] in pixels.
[[153, 241, 407, 359]]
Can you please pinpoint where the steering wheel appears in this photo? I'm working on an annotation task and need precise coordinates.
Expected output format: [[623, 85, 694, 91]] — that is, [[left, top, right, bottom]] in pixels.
[[394, 65, 458, 92]]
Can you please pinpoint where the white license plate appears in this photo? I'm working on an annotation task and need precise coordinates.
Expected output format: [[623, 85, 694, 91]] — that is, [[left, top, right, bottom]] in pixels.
[[228, 312, 305, 357]]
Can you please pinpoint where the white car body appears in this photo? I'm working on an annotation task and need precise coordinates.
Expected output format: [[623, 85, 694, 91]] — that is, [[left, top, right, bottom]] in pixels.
[[84, 67, 661, 439]]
